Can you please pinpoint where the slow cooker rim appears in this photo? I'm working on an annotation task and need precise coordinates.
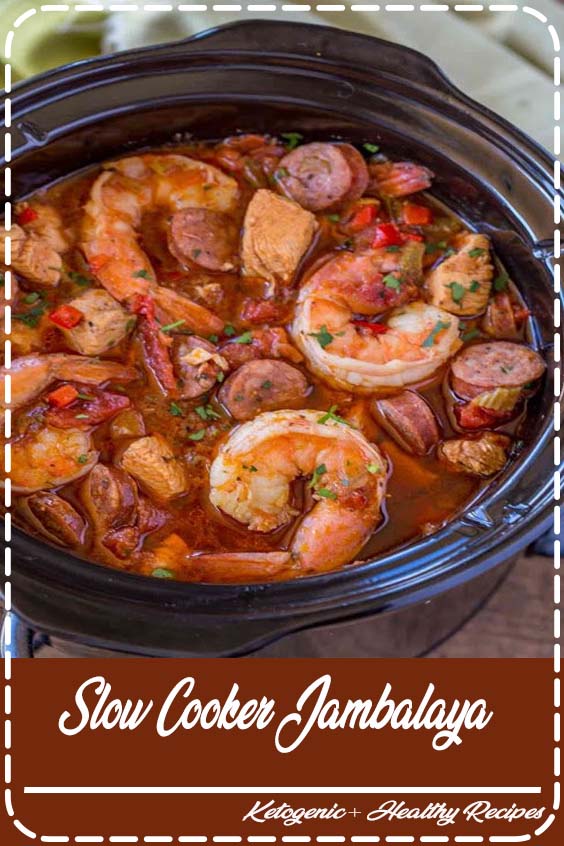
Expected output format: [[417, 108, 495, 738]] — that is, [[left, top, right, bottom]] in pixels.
[[3, 19, 560, 619]]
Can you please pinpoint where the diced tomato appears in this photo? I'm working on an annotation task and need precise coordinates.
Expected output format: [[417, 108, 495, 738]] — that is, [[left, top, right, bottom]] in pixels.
[[16, 207, 39, 226], [352, 319, 388, 335], [348, 204, 378, 232], [372, 223, 404, 248], [47, 384, 79, 409], [49, 304, 83, 329], [455, 403, 508, 430], [403, 203, 433, 226]]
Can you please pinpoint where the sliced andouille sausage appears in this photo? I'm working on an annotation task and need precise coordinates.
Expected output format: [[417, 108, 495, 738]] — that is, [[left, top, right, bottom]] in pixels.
[[102, 525, 140, 560], [21, 492, 86, 548], [426, 233, 493, 316], [336, 144, 370, 205], [80, 464, 138, 533], [367, 161, 434, 198], [168, 208, 237, 272], [277, 142, 357, 211], [58, 289, 131, 355], [450, 341, 546, 399], [120, 434, 189, 502], [218, 359, 310, 421], [371, 390, 440, 456], [438, 432, 511, 477], [45, 384, 131, 430], [241, 189, 318, 284], [172, 335, 228, 399]]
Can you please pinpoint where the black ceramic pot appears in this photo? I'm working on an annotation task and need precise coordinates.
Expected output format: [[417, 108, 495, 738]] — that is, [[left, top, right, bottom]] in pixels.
[[2, 20, 559, 657]]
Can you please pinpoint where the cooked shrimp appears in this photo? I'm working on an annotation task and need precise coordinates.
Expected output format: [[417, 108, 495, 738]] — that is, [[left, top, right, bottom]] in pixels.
[[292, 250, 461, 391], [81, 153, 239, 334], [207, 409, 386, 574], [1, 353, 138, 414], [7, 426, 98, 493]]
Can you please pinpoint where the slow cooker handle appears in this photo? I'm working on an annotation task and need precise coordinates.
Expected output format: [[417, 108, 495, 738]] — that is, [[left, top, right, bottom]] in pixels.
[[180, 20, 458, 96]]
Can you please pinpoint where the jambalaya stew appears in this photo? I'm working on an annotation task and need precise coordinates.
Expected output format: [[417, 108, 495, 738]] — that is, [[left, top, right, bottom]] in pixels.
[[0, 135, 546, 582]]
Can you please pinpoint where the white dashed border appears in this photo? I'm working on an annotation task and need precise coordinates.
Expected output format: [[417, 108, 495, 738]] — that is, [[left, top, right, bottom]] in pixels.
[[2, 3, 561, 843]]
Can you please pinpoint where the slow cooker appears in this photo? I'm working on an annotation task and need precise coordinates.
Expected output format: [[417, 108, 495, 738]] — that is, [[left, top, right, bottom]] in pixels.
[[1, 20, 560, 657]]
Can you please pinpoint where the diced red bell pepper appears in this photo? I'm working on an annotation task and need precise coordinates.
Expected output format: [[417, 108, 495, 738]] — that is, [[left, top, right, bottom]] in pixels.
[[349, 204, 378, 232], [47, 384, 79, 409], [455, 403, 508, 430], [49, 304, 84, 329], [403, 203, 433, 226], [372, 223, 404, 249], [352, 319, 388, 335], [16, 207, 39, 226]]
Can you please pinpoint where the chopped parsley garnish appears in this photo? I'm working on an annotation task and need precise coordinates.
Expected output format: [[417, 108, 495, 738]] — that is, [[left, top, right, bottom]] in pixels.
[[308, 463, 327, 489], [447, 281, 466, 303], [243, 464, 258, 473], [187, 428, 206, 441], [235, 331, 253, 345], [469, 279, 480, 292], [75, 413, 89, 420], [262, 380, 273, 390], [223, 324, 236, 337], [468, 247, 486, 258], [152, 567, 175, 579], [326, 214, 340, 223], [76, 392, 94, 401], [383, 274, 401, 289], [169, 401, 183, 416], [161, 319, 185, 333], [281, 132, 303, 151], [195, 404, 220, 421], [23, 292, 41, 304], [367, 463, 381, 474], [494, 273, 509, 292], [125, 317, 137, 332], [13, 304, 46, 328], [68, 271, 91, 287], [425, 240, 448, 255], [316, 487, 337, 500], [362, 142, 380, 154], [76, 454, 89, 464], [274, 167, 289, 180], [318, 405, 351, 426], [192, 248, 202, 259], [133, 269, 151, 280], [422, 320, 451, 348], [386, 245, 401, 253], [461, 328, 481, 342], [309, 324, 334, 349], [208, 334, 219, 344], [216, 371, 225, 383]]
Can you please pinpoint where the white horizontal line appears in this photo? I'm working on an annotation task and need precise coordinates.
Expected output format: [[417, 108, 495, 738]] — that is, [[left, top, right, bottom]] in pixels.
[[25, 786, 542, 794]]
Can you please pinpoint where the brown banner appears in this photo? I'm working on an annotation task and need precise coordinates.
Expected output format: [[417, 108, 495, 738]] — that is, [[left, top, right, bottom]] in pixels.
[[1, 659, 561, 844]]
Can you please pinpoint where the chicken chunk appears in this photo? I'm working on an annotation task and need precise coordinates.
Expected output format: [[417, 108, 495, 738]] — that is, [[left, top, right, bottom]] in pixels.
[[241, 189, 318, 284], [426, 233, 493, 316], [17, 203, 70, 254], [0, 223, 62, 287], [120, 434, 189, 502], [59, 289, 131, 355], [438, 432, 510, 477], [80, 464, 138, 533]]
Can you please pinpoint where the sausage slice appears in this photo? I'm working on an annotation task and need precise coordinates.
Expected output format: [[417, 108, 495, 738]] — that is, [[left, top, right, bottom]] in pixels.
[[451, 341, 545, 399], [337, 144, 370, 206], [218, 359, 309, 421], [22, 492, 86, 548], [371, 390, 440, 455], [168, 208, 237, 271], [277, 142, 361, 211]]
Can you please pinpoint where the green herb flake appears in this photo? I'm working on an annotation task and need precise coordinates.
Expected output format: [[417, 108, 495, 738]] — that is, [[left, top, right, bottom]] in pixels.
[[192, 248, 202, 259], [169, 401, 183, 417], [261, 380, 273, 390], [161, 319, 185, 333], [125, 317, 137, 332], [235, 331, 253, 345], [362, 142, 380, 154], [216, 371, 225, 384], [223, 324, 236, 337], [468, 247, 486, 258], [133, 269, 151, 280], [461, 328, 481, 343], [281, 132, 303, 151], [316, 487, 338, 500], [309, 324, 334, 349], [152, 567, 176, 579], [494, 273, 509, 292], [68, 271, 91, 287], [318, 405, 351, 427], [386, 245, 401, 253], [444, 247, 456, 257], [23, 292, 41, 304], [447, 281, 466, 303], [308, 463, 327, 489], [367, 462, 381, 474], [75, 413, 90, 420], [326, 214, 340, 223], [383, 274, 401, 290], [469, 279, 480, 292], [187, 428, 206, 441], [12, 304, 46, 328], [76, 454, 89, 465], [76, 392, 94, 401], [274, 167, 289, 181], [421, 320, 451, 348], [243, 464, 258, 473], [208, 334, 219, 344], [195, 404, 220, 421]]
